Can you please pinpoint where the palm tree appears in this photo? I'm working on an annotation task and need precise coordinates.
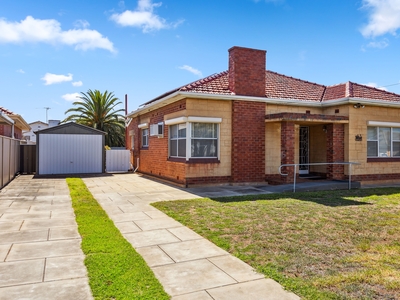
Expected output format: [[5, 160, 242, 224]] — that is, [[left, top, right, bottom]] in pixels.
[[63, 89, 126, 147]]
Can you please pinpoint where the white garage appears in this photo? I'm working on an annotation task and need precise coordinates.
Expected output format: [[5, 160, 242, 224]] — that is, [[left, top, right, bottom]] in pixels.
[[36, 122, 106, 175]]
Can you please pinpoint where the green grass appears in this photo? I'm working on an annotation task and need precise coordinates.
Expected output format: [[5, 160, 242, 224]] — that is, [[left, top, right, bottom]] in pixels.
[[152, 187, 400, 300], [66, 178, 169, 300]]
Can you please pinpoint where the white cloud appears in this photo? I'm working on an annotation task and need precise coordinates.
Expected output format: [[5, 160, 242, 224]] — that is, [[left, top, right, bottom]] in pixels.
[[179, 65, 203, 77], [0, 16, 116, 52], [16, 69, 25, 74], [361, 0, 400, 37], [366, 38, 389, 48], [62, 92, 81, 101], [42, 73, 73, 85], [365, 82, 388, 91], [72, 81, 83, 87], [111, 0, 182, 32], [73, 19, 90, 29]]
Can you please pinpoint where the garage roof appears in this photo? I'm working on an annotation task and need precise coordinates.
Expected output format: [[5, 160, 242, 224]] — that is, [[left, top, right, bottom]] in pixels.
[[36, 122, 107, 135]]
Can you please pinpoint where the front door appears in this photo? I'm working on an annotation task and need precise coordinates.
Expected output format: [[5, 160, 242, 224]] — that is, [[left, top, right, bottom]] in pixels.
[[299, 126, 309, 175]]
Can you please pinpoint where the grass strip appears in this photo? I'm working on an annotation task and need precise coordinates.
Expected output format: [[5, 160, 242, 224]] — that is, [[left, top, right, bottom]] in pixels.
[[153, 187, 400, 300], [67, 178, 169, 300]]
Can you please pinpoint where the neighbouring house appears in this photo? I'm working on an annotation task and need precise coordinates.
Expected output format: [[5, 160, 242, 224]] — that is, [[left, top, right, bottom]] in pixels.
[[125, 46, 400, 187], [22, 120, 60, 144], [0, 107, 30, 140]]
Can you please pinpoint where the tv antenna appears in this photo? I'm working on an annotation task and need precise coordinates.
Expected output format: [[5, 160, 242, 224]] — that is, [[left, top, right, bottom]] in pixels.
[[43, 107, 51, 123]]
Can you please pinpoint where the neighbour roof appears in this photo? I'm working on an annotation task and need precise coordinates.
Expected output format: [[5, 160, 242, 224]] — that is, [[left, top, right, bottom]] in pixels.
[[142, 70, 400, 106], [0, 106, 31, 131]]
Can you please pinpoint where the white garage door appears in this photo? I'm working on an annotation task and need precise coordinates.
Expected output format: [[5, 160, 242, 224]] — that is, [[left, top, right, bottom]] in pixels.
[[39, 134, 103, 175]]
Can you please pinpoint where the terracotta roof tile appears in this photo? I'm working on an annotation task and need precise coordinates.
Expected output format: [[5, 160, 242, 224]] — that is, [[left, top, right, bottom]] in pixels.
[[143, 70, 400, 106], [264, 71, 325, 101], [0, 107, 14, 115], [350, 82, 400, 102]]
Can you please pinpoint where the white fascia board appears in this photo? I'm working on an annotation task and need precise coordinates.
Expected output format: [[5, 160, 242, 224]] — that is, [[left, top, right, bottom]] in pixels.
[[165, 117, 188, 125], [187, 116, 222, 123], [368, 121, 400, 127], [138, 122, 148, 129]]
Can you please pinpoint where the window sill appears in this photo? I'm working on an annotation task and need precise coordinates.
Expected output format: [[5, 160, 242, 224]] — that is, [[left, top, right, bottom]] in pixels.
[[141, 147, 149, 150], [167, 157, 220, 164], [367, 157, 400, 162]]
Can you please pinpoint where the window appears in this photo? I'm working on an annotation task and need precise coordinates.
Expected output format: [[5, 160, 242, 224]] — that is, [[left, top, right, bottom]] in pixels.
[[169, 122, 219, 160], [131, 135, 134, 150], [142, 128, 149, 148], [169, 124, 186, 158], [191, 123, 218, 158], [367, 127, 400, 157]]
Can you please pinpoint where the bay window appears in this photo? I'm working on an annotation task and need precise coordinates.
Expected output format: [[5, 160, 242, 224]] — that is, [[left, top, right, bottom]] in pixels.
[[167, 117, 221, 160]]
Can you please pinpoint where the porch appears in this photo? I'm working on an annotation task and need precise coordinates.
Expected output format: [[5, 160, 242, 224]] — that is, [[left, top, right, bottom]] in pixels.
[[265, 112, 350, 184]]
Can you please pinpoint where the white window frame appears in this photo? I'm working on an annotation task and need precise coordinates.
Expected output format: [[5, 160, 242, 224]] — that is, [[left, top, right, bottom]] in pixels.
[[142, 128, 149, 148], [167, 116, 222, 161], [367, 126, 400, 157]]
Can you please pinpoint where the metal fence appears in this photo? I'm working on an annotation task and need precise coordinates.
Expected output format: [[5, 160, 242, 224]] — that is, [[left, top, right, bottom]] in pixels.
[[279, 162, 360, 192], [0, 136, 20, 189]]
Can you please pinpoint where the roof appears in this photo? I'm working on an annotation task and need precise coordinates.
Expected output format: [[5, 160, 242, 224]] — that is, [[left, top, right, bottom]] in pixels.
[[29, 121, 49, 126], [0, 107, 31, 131], [36, 122, 107, 135], [141, 70, 400, 107]]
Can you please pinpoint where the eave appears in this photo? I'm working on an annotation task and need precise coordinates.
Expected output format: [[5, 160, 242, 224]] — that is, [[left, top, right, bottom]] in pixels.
[[9, 114, 31, 131]]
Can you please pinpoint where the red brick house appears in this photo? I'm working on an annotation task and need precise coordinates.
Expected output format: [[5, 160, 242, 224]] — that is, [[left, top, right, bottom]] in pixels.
[[126, 46, 400, 186], [0, 107, 30, 140]]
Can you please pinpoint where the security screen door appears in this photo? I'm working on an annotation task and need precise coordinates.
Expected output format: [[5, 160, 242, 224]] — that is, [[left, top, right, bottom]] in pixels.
[[299, 126, 309, 175]]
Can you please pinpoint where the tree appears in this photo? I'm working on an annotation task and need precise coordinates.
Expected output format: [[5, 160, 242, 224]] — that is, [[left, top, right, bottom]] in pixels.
[[63, 89, 126, 147]]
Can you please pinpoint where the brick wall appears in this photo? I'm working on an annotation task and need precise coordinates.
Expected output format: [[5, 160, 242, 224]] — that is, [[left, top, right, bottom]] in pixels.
[[280, 122, 295, 183], [326, 123, 345, 180], [128, 100, 187, 184], [228, 46, 266, 97], [0, 125, 22, 139], [231, 100, 265, 183]]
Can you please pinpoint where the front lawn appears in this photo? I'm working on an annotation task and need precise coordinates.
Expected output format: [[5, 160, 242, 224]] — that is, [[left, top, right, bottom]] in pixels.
[[152, 188, 400, 300]]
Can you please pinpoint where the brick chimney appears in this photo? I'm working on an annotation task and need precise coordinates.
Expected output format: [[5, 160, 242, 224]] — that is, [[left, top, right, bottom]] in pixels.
[[228, 46, 266, 97]]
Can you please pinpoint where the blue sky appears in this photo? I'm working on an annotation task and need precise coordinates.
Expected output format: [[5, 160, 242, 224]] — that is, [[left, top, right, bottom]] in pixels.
[[1, 0, 400, 124]]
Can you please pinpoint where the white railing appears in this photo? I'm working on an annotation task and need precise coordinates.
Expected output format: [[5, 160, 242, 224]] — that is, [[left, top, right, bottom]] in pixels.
[[279, 162, 360, 192]]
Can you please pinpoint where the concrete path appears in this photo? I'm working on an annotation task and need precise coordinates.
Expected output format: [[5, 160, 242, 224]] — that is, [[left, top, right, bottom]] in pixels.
[[0, 176, 92, 299], [83, 173, 299, 300]]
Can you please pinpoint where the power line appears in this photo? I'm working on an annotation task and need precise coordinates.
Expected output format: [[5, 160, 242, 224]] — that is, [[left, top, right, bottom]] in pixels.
[[377, 82, 400, 89]]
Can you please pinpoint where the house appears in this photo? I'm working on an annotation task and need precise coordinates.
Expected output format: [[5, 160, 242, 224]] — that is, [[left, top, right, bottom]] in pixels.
[[0, 107, 30, 140], [22, 120, 60, 144], [126, 46, 400, 187]]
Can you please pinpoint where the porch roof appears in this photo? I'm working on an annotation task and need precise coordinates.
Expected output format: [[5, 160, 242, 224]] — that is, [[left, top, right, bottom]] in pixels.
[[265, 112, 349, 124]]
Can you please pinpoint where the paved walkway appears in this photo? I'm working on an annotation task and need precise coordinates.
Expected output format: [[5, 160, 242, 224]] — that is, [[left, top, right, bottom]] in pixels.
[[0, 176, 92, 299], [83, 174, 299, 300], [1, 173, 321, 299]]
